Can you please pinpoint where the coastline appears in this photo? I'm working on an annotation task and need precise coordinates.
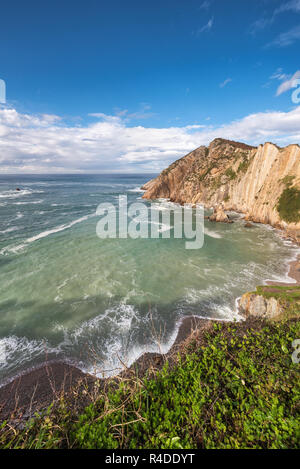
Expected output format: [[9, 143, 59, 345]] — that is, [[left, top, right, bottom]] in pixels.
[[267, 253, 300, 286], [1, 231, 299, 422], [0, 316, 210, 421]]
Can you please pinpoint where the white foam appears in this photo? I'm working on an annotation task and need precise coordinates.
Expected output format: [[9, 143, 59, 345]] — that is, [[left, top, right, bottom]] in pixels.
[[0, 335, 59, 387], [0, 226, 19, 234], [84, 311, 180, 378], [0, 189, 32, 199], [0, 189, 43, 200], [26, 214, 94, 244], [149, 220, 172, 233], [128, 187, 145, 193], [0, 212, 96, 255], [13, 199, 44, 205], [264, 246, 300, 285], [204, 228, 222, 239]]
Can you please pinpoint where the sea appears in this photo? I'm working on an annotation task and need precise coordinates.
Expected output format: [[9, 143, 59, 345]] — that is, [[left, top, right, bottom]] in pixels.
[[0, 173, 299, 384]]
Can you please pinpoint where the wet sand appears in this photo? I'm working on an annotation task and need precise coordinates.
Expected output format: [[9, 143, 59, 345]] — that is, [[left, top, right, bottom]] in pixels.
[[0, 317, 210, 422], [0, 361, 96, 421], [267, 254, 300, 286]]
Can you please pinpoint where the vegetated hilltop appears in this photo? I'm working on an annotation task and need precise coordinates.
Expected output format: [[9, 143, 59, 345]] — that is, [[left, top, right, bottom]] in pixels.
[[142, 138, 300, 241]]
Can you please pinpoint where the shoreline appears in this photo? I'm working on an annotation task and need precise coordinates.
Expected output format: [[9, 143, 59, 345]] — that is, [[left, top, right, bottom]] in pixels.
[[267, 253, 300, 286], [0, 316, 210, 421], [1, 227, 299, 422]]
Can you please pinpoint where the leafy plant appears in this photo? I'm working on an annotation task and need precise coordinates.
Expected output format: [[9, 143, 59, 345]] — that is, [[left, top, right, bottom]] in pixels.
[[1, 319, 299, 449]]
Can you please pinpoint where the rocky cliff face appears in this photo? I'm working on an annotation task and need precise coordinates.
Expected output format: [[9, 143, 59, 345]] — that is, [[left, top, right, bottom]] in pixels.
[[239, 284, 300, 320], [142, 138, 300, 241], [239, 292, 284, 320]]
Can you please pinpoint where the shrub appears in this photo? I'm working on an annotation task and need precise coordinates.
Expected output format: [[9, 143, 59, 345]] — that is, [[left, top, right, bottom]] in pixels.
[[225, 168, 236, 180], [237, 159, 250, 173], [277, 187, 300, 223], [1, 320, 299, 449], [281, 175, 295, 188]]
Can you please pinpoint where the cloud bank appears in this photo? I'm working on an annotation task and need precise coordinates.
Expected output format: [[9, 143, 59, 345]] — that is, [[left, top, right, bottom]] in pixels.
[[0, 106, 300, 173]]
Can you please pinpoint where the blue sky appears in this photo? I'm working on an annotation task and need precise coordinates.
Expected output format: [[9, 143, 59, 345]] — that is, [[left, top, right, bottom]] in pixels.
[[0, 0, 300, 172]]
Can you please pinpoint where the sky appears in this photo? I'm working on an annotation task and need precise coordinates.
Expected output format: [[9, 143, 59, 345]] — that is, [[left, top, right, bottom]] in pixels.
[[0, 0, 300, 173]]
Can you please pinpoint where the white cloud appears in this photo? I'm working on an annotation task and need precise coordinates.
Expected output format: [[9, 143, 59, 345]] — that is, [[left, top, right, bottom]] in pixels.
[[0, 106, 300, 173], [249, 17, 274, 35], [270, 68, 289, 82], [274, 0, 300, 15], [88, 112, 121, 123], [95, 103, 156, 121], [250, 1, 300, 38], [266, 24, 300, 47], [195, 17, 214, 35], [276, 70, 300, 95], [199, 1, 212, 10], [219, 78, 232, 88]]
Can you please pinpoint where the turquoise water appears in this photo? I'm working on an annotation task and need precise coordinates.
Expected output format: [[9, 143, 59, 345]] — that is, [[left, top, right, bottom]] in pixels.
[[0, 174, 298, 383]]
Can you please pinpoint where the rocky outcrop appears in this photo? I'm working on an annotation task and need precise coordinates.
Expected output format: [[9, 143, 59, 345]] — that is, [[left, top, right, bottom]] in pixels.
[[142, 138, 300, 241], [239, 284, 300, 320], [239, 292, 283, 319], [209, 205, 233, 223]]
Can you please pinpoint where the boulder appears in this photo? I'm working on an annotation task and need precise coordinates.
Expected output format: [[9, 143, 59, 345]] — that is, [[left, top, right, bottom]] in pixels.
[[209, 206, 233, 223]]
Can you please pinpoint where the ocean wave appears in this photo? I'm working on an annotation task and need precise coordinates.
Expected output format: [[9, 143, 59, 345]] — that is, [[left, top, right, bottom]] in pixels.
[[0, 189, 43, 199], [204, 228, 222, 239], [13, 199, 44, 205], [0, 226, 20, 235], [127, 187, 145, 193], [0, 212, 96, 255], [0, 335, 59, 385]]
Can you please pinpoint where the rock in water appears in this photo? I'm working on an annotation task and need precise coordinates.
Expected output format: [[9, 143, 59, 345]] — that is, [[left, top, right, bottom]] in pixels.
[[209, 205, 233, 223]]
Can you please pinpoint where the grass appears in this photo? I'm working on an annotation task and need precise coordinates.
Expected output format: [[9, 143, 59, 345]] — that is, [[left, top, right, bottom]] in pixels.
[[254, 285, 300, 319], [277, 187, 300, 223], [0, 318, 299, 449]]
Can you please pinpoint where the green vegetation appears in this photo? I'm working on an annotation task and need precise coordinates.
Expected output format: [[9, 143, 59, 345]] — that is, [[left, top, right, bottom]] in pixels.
[[281, 175, 295, 188], [254, 285, 300, 319], [225, 168, 236, 180], [1, 319, 299, 449], [237, 159, 250, 174], [277, 187, 300, 223], [211, 175, 222, 190], [198, 164, 215, 182]]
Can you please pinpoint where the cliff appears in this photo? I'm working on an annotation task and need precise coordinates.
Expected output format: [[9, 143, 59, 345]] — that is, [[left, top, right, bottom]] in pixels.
[[142, 138, 300, 241]]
